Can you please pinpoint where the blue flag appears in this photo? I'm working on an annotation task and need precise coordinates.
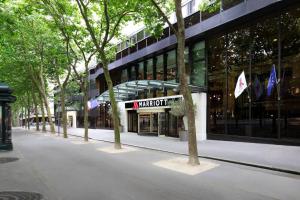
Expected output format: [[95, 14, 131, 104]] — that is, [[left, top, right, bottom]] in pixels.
[[88, 99, 99, 110], [267, 65, 277, 96]]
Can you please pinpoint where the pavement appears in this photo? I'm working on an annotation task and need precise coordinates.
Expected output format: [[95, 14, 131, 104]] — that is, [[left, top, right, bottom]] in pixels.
[[40, 126, 300, 174], [1, 128, 300, 200]]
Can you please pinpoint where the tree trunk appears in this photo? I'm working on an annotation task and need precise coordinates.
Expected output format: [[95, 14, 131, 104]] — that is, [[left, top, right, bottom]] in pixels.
[[27, 93, 31, 130], [24, 107, 27, 129], [83, 76, 89, 142], [39, 94, 47, 132], [32, 91, 40, 131], [101, 54, 121, 149], [60, 88, 68, 138], [39, 76, 55, 134], [22, 107, 24, 128], [42, 92, 55, 134], [175, 0, 199, 165], [27, 105, 30, 130]]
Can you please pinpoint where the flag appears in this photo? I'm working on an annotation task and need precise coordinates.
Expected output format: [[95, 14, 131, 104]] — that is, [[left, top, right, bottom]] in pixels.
[[87, 99, 99, 110], [267, 65, 277, 96], [234, 71, 248, 98], [254, 75, 263, 100]]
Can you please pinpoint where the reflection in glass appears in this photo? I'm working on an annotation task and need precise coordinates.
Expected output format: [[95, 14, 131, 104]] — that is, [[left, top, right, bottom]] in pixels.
[[156, 55, 164, 81], [208, 35, 226, 134], [191, 41, 206, 86], [280, 7, 300, 139], [146, 59, 153, 80], [121, 69, 128, 83], [138, 62, 144, 80], [167, 50, 176, 82], [208, 5, 300, 140], [0, 105, 2, 139]]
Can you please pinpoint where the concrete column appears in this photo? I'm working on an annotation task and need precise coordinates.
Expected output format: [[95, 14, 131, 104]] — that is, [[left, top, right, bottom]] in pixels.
[[67, 111, 77, 128], [118, 102, 127, 133], [192, 92, 207, 141]]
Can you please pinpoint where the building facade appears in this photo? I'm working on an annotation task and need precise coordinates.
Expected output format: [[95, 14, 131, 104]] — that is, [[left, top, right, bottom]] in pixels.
[[88, 0, 300, 145]]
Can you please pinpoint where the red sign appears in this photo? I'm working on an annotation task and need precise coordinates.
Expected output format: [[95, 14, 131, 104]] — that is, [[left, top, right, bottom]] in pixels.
[[133, 101, 139, 110]]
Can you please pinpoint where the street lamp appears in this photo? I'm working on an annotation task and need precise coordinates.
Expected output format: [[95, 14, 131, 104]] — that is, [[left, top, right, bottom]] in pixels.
[[0, 83, 16, 151]]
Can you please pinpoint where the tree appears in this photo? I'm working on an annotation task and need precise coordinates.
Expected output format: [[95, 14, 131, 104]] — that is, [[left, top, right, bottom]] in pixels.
[[0, 1, 69, 135], [40, 0, 96, 141], [146, 0, 200, 165], [75, 0, 140, 148]]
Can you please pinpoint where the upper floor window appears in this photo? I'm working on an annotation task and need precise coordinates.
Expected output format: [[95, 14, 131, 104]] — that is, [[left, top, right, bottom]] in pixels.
[[167, 50, 176, 82], [137, 30, 145, 42], [146, 59, 153, 80], [156, 55, 164, 80]]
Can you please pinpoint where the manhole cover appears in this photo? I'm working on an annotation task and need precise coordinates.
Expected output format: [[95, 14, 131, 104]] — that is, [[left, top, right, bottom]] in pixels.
[[0, 191, 43, 200], [0, 157, 19, 164]]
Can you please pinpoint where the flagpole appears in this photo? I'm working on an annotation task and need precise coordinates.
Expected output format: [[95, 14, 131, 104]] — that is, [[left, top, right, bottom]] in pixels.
[[277, 19, 281, 139], [248, 49, 252, 137]]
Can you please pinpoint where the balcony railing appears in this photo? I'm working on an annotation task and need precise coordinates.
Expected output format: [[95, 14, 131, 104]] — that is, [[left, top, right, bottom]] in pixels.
[[113, 0, 245, 62]]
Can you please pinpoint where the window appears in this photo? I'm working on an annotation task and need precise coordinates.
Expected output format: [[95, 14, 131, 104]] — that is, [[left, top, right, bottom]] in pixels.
[[156, 55, 164, 80], [138, 62, 144, 80], [130, 65, 137, 81], [207, 5, 300, 141], [137, 30, 144, 42], [188, 0, 195, 15], [130, 35, 137, 45], [191, 41, 206, 86], [146, 59, 153, 80], [121, 68, 128, 83], [166, 50, 176, 82], [0, 105, 2, 137], [117, 43, 121, 52]]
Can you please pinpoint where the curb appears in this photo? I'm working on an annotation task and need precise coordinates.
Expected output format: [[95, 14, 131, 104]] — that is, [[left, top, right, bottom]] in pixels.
[[27, 128, 300, 176]]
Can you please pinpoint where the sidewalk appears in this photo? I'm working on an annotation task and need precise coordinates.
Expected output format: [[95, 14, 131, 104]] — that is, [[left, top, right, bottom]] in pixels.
[[33, 126, 300, 174]]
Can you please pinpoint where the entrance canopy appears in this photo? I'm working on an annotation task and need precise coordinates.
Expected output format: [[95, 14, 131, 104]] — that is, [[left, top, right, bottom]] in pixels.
[[96, 80, 204, 104]]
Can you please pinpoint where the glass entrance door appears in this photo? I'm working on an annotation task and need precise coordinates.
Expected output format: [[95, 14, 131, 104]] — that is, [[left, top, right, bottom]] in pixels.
[[139, 114, 151, 132], [152, 113, 158, 133], [128, 110, 138, 132]]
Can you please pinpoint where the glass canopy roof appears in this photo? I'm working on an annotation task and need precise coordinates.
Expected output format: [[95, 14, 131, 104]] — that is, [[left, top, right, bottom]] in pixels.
[[96, 80, 204, 104]]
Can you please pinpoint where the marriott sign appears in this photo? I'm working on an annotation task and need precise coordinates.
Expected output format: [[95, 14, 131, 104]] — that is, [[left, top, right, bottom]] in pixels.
[[125, 97, 181, 109]]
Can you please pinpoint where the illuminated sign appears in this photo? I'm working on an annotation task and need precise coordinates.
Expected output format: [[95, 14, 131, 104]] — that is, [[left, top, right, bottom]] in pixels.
[[125, 97, 180, 109]]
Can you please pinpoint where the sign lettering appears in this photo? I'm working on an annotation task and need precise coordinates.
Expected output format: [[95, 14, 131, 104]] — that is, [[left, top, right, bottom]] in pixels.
[[125, 97, 180, 109]]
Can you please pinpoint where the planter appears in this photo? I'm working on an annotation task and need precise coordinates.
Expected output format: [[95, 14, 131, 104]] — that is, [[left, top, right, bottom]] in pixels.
[[179, 130, 188, 141]]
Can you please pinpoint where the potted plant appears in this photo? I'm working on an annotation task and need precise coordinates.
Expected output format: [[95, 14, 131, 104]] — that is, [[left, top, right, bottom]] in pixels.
[[199, 0, 221, 21], [108, 106, 123, 132], [169, 100, 189, 141]]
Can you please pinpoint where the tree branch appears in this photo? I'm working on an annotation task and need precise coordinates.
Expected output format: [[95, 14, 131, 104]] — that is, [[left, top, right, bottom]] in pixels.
[[149, 0, 177, 36]]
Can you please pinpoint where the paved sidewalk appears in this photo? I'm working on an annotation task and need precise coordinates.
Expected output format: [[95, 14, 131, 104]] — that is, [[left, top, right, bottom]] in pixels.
[[29, 126, 300, 173]]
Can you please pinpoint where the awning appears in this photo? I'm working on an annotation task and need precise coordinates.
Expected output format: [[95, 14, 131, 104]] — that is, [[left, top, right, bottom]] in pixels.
[[96, 80, 205, 104]]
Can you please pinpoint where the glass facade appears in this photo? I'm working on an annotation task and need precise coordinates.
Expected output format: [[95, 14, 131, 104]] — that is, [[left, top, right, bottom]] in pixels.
[[208, 5, 300, 141], [166, 50, 177, 82], [0, 105, 2, 138], [191, 42, 206, 87], [138, 62, 144, 80], [146, 58, 153, 80], [156, 55, 164, 81]]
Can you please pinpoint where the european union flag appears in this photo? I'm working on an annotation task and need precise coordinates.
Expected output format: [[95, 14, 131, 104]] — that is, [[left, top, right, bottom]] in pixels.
[[88, 99, 99, 110], [267, 65, 277, 96]]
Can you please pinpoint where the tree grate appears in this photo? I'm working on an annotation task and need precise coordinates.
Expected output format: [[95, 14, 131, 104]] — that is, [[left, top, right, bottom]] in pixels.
[[0, 191, 43, 200], [0, 157, 19, 164]]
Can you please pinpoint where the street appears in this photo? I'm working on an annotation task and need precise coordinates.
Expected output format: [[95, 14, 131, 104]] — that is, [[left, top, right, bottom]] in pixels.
[[0, 128, 300, 200]]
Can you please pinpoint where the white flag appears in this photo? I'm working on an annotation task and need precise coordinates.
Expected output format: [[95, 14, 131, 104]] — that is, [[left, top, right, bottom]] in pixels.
[[234, 71, 247, 98]]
